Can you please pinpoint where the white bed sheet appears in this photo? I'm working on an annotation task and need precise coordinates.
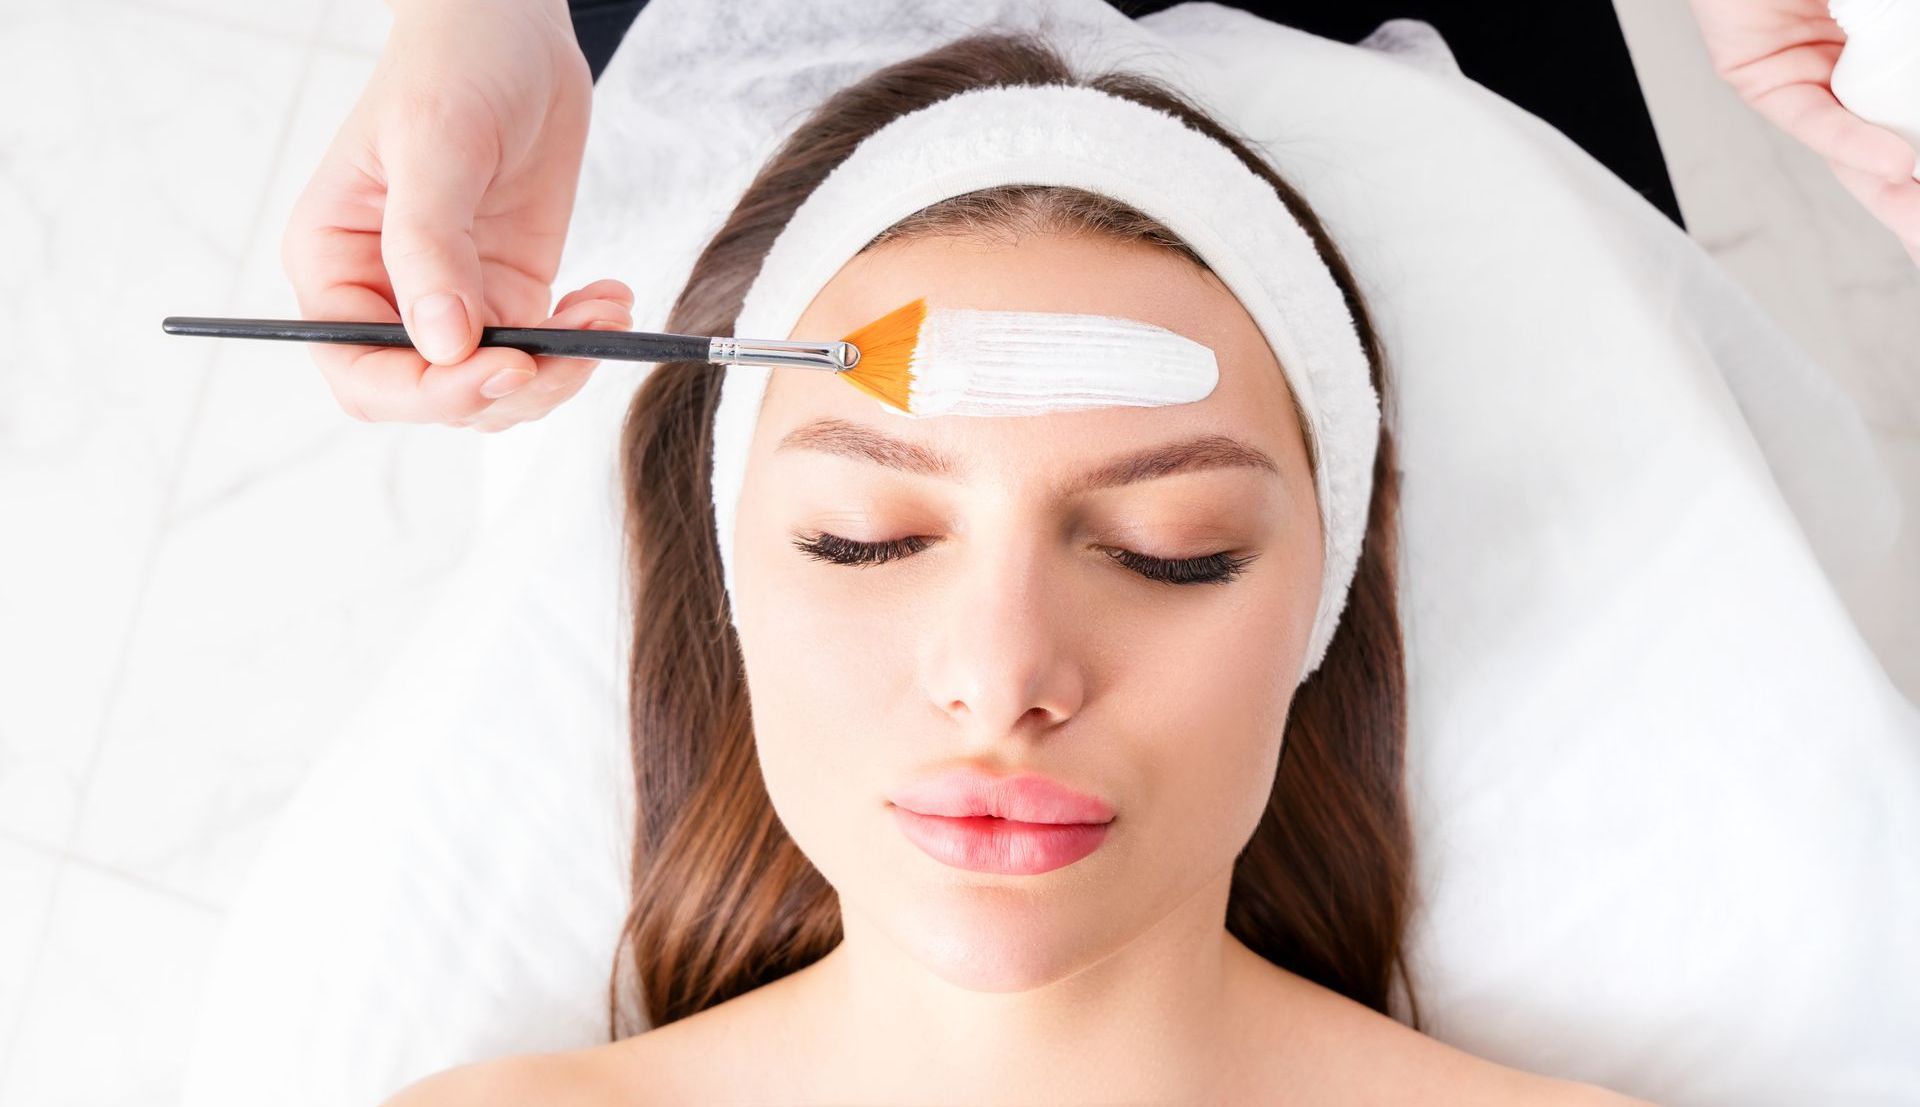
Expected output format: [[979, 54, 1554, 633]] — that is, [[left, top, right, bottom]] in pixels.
[[183, 2, 1920, 1103]]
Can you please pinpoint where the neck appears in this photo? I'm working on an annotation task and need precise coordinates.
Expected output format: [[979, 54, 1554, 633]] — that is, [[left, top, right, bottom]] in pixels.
[[781, 868, 1273, 1103]]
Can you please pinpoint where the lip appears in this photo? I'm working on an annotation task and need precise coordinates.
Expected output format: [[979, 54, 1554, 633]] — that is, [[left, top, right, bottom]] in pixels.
[[885, 767, 1115, 876]]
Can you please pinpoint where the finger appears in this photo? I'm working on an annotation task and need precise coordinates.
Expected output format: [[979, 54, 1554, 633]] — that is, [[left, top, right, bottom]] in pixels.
[[282, 141, 400, 327], [552, 278, 634, 315], [1827, 159, 1920, 263], [497, 286, 636, 400], [1748, 81, 1918, 182], [460, 294, 633, 429], [375, 92, 497, 366], [299, 275, 552, 423], [463, 295, 634, 429]]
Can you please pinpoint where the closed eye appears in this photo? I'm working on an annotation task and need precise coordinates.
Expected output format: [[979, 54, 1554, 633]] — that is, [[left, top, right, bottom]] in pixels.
[[789, 531, 1255, 586]]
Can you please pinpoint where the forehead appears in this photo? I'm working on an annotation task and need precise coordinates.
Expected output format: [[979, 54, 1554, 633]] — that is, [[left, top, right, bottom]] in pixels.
[[765, 232, 1309, 484]]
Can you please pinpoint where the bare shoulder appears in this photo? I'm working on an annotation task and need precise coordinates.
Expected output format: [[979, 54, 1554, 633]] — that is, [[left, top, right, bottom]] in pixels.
[[594, 982, 804, 1101], [1389, 1022, 1657, 1107], [376, 1046, 643, 1107], [382, 970, 812, 1105], [1237, 959, 1656, 1106], [372, 985, 793, 1107], [1470, 1062, 1660, 1106]]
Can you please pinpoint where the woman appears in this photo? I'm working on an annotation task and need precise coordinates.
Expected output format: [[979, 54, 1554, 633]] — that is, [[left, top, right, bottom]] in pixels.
[[383, 31, 1649, 1105]]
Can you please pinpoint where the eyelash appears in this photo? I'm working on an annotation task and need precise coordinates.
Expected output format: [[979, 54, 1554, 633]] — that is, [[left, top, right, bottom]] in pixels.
[[789, 532, 1256, 586]]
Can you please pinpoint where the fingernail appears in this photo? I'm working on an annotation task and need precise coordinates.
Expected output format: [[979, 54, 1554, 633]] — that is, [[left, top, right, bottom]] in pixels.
[[411, 292, 470, 363], [481, 367, 534, 399]]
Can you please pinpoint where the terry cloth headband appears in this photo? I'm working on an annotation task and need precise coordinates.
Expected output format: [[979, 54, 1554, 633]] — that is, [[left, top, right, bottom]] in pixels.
[[709, 82, 1381, 684]]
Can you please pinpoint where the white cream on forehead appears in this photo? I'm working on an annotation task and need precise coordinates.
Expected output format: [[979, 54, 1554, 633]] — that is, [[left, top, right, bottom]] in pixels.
[[879, 306, 1218, 418]]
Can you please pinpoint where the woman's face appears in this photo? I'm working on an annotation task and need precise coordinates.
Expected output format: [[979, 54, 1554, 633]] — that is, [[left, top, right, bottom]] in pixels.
[[730, 230, 1323, 991]]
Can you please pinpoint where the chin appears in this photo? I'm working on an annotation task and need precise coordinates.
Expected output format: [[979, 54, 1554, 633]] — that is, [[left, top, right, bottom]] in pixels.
[[879, 886, 1119, 993]]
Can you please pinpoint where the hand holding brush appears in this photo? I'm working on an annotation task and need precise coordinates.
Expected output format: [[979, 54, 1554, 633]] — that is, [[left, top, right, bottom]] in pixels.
[[267, 279, 638, 430], [164, 298, 928, 423]]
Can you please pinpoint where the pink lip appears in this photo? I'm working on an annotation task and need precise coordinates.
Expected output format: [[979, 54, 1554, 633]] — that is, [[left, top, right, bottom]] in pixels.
[[885, 767, 1115, 876]]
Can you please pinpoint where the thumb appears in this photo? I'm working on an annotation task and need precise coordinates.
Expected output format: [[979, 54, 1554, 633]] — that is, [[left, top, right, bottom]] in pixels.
[[1750, 81, 1918, 183], [378, 106, 495, 365]]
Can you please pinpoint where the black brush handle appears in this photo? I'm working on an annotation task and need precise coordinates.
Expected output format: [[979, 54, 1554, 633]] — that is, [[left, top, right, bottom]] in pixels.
[[160, 316, 712, 363]]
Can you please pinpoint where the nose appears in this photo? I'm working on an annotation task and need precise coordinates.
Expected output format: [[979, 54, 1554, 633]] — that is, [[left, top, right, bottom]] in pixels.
[[919, 534, 1089, 749]]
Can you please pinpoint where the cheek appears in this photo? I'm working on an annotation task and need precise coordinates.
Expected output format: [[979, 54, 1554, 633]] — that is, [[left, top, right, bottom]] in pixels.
[[741, 522, 915, 719], [1111, 587, 1299, 880], [733, 511, 913, 877]]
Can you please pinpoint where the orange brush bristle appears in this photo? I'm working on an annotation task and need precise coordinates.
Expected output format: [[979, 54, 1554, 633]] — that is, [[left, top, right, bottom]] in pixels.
[[838, 297, 927, 413]]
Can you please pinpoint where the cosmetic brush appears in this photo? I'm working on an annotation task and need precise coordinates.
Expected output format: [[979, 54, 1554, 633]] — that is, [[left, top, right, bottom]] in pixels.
[[160, 297, 928, 413]]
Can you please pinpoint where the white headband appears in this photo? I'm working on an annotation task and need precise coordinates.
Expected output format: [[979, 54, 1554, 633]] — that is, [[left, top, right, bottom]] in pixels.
[[710, 82, 1380, 684]]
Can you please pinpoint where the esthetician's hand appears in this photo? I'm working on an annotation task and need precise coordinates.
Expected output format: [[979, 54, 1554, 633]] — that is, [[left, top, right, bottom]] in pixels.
[[1689, 0, 1920, 265], [281, 0, 632, 429]]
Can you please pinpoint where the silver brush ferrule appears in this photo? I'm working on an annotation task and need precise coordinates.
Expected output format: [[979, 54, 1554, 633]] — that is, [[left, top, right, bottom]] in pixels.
[[708, 337, 860, 372]]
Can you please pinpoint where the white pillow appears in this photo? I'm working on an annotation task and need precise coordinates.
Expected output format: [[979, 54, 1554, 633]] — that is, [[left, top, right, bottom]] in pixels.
[[183, 1, 1920, 1104]]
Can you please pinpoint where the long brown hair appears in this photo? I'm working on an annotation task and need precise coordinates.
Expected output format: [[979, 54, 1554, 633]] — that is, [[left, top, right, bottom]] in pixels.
[[612, 29, 1415, 1039]]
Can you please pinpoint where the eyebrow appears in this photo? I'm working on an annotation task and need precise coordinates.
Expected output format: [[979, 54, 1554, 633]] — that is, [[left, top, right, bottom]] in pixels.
[[774, 417, 1279, 494]]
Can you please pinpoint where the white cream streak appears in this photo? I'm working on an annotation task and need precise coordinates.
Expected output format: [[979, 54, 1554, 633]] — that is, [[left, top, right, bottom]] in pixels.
[[884, 307, 1218, 418]]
